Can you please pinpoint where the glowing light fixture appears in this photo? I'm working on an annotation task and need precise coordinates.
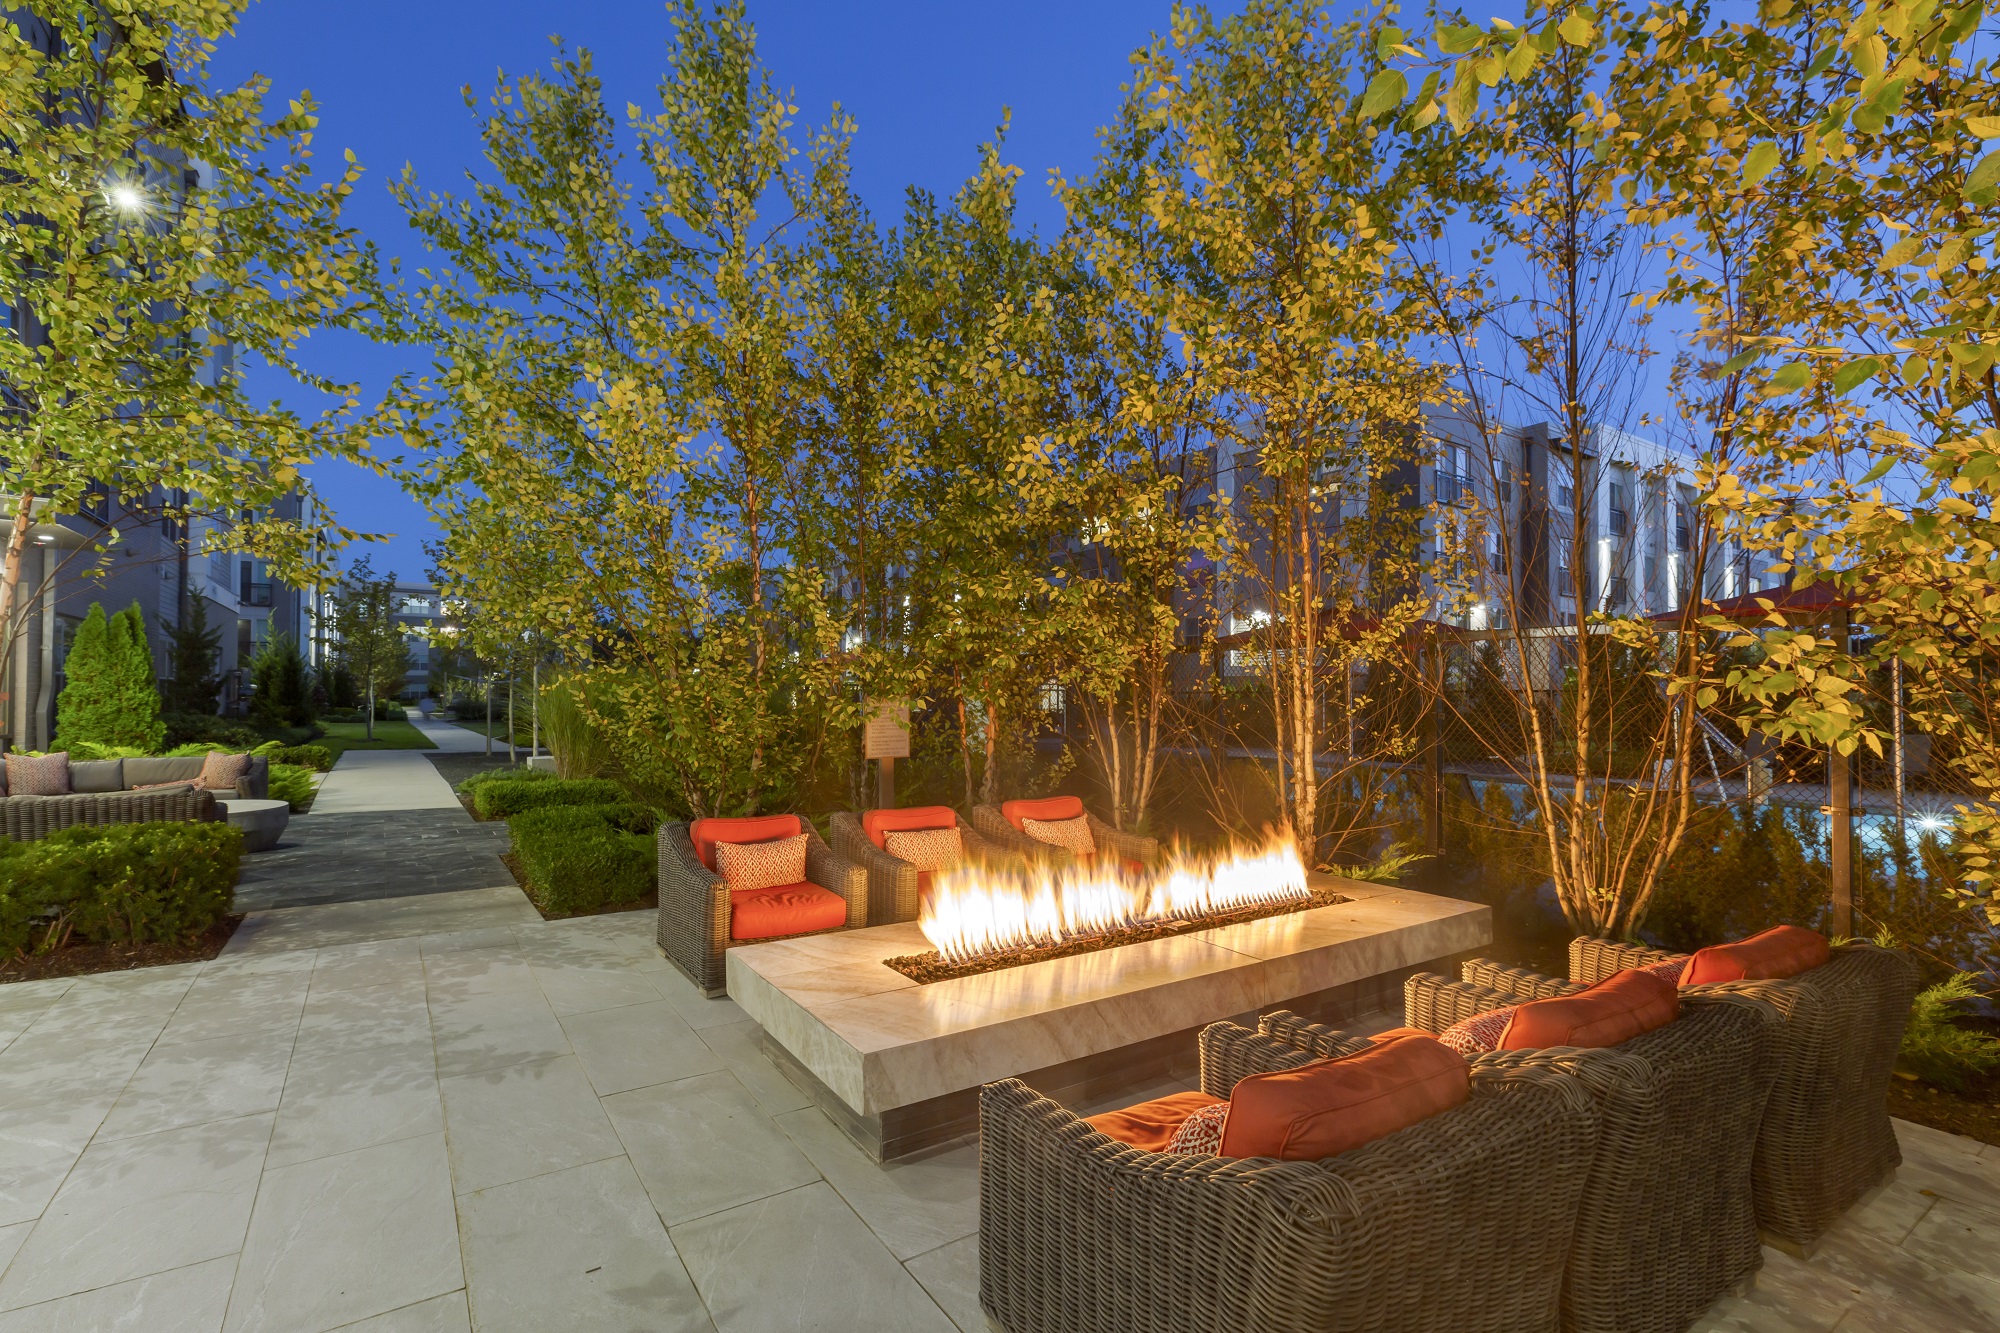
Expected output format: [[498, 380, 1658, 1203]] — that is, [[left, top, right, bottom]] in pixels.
[[1915, 814, 1949, 834], [106, 183, 145, 213]]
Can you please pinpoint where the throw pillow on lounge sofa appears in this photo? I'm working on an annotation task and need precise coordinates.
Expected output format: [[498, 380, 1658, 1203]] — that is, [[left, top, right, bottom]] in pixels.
[[1085, 1032, 1471, 1161], [1681, 925, 1832, 985], [1440, 968, 1680, 1055]]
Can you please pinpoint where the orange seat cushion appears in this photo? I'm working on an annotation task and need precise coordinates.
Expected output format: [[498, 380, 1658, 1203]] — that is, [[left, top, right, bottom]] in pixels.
[[728, 881, 846, 941], [1501, 968, 1679, 1049], [1084, 1090, 1223, 1152], [860, 806, 958, 850], [1220, 1033, 1470, 1161], [691, 815, 802, 871], [1682, 925, 1831, 985], [999, 795, 1084, 833]]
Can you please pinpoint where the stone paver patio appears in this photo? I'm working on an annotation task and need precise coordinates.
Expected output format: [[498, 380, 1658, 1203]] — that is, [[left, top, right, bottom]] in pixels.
[[1, 896, 1995, 1331]]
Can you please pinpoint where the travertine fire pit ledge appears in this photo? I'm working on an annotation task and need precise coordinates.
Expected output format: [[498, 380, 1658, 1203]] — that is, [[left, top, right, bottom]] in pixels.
[[726, 876, 1491, 1117]]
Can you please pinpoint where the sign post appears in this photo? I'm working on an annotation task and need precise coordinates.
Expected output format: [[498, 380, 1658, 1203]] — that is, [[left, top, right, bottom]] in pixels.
[[864, 700, 911, 810]]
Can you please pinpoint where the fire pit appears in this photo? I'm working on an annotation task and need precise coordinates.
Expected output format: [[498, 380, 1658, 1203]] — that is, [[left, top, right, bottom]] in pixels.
[[726, 859, 1492, 1160], [886, 835, 1347, 984]]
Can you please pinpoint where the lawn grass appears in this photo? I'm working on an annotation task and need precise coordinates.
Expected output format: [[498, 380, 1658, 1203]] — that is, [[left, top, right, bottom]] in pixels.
[[317, 720, 438, 758]]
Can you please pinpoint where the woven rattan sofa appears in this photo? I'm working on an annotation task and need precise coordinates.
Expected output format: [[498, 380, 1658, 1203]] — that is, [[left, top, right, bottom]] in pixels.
[[656, 817, 866, 995], [1456, 934, 1918, 1253], [1388, 976, 1781, 1333], [827, 807, 1018, 925], [970, 794, 1158, 870], [979, 1019, 1599, 1333], [0, 754, 260, 842]]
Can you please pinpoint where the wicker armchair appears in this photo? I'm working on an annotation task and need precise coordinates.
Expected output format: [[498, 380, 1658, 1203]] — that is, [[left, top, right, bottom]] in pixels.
[[979, 1020, 1599, 1333], [1455, 936, 1918, 1253], [826, 810, 1019, 925], [1386, 978, 1781, 1333], [655, 820, 866, 996], [970, 797, 1158, 870]]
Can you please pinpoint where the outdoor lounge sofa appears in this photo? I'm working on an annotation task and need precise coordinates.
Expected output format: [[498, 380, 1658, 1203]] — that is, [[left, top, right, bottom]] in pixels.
[[1453, 931, 1919, 1253], [1389, 973, 1782, 1333], [978, 1019, 1599, 1333], [656, 815, 867, 995], [970, 794, 1158, 871], [827, 806, 1017, 925], [0, 752, 264, 842]]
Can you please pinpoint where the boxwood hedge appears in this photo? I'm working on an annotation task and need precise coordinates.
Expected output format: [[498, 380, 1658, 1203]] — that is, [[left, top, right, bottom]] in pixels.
[[509, 803, 655, 916], [473, 776, 625, 821], [0, 821, 242, 954]]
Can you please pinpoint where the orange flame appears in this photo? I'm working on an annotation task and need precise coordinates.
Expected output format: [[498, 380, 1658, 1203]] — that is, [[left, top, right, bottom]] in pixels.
[[918, 829, 1309, 964]]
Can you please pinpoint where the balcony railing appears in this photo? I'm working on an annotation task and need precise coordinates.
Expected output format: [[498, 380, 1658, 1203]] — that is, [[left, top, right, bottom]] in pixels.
[[1609, 507, 1630, 536], [1434, 471, 1470, 505], [240, 582, 273, 607]]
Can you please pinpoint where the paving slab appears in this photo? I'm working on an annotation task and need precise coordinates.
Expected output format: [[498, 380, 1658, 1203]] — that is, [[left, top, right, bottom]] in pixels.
[[1, 901, 1990, 1331]]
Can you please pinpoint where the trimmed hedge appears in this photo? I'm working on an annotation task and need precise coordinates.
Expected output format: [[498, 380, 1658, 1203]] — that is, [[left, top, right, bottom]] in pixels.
[[456, 766, 558, 795], [257, 743, 334, 772], [510, 804, 654, 915], [473, 776, 624, 820], [0, 822, 242, 953]]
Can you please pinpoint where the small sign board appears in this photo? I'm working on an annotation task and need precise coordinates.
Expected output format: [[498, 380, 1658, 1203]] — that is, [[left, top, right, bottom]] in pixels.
[[864, 700, 912, 760]]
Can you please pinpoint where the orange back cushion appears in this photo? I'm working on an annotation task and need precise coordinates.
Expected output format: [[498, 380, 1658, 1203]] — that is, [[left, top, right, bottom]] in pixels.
[[1220, 1033, 1470, 1161], [860, 806, 958, 850], [1501, 968, 1679, 1050], [999, 795, 1083, 832], [1682, 925, 1831, 985], [689, 814, 802, 871]]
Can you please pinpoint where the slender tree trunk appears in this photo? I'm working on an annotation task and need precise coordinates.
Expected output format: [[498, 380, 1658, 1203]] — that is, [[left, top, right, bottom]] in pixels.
[[957, 669, 974, 808], [0, 492, 37, 739], [981, 699, 1001, 806]]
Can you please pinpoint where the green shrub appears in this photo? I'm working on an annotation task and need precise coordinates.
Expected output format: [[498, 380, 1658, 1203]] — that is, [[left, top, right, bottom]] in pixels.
[[1899, 973, 2000, 1091], [268, 764, 317, 812], [473, 776, 624, 820], [455, 765, 558, 795], [539, 677, 614, 779], [254, 742, 334, 772], [509, 805, 652, 915], [161, 713, 263, 751], [0, 822, 242, 950]]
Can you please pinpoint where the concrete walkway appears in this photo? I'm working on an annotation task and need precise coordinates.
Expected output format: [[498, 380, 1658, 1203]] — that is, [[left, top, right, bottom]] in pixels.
[[234, 730, 514, 912], [0, 899, 1994, 1331]]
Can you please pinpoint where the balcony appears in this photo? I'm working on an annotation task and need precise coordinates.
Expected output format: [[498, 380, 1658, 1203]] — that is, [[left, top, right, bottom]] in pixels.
[[1609, 507, 1630, 537], [240, 581, 273, 607], [1434, 471, 1470, 506]]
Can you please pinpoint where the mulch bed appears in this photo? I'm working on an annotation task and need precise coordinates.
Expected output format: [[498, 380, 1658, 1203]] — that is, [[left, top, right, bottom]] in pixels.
[[1888, 1065, 2000, 1148], [885, 885, 1350, 985], [0, 914, 245, 986]]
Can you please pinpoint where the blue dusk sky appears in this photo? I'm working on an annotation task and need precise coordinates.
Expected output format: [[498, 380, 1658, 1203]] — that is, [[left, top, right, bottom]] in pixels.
[[213, 0, 1221, 583]]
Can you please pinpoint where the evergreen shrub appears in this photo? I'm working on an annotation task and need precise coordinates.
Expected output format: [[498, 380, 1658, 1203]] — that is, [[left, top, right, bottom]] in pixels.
[[473, 776, 624, 820], [508, 804, 653, 915], [0, 822, 241, 951]]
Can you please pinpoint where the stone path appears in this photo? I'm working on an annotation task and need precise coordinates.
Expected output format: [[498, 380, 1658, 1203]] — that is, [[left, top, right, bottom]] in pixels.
[[234, 726, 514, 912], [1, 895, 1995, 1331]]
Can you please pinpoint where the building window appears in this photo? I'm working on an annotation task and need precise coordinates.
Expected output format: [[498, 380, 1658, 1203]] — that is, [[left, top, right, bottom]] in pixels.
[[1608, 483, 1630, 537]]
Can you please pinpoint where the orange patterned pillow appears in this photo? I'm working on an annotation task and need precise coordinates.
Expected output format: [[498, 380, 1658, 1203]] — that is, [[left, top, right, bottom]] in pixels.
[[883, 826, 963, 871], [714, 833, 808, 893], [1164, 1100, 1231, 1156], [199, 750, 251, 792], [1022, 814, 1095, 856]]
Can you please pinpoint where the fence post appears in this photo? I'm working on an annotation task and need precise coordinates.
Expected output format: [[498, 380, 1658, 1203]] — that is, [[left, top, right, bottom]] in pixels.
[[1828, 608, 1853, 936], [1425, 635, 1444, 860]]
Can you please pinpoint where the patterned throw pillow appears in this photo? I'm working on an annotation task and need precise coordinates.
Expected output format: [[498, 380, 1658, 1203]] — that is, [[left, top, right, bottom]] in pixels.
[[1635, 957, 1689, 986], [5, 751, 70, 796], [199, 750, 251, 792], [715, 833, 809, 893], [1021, 814, 1095, 856], [883, 826, 963, 872], [1437, 1006, 1518, 1056], [1164, 1100, 1231, 1156]]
